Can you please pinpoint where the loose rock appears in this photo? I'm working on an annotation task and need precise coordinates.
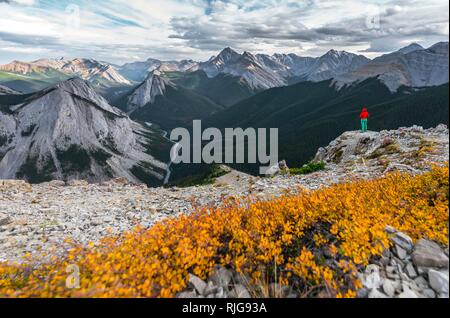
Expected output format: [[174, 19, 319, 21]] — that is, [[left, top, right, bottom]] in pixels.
[[428, 269, 449, 294], [412, 239, 449, 269]]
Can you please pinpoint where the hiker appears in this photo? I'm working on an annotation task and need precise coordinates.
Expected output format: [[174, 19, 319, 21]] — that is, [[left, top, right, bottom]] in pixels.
[[360, 107, 369, 133]]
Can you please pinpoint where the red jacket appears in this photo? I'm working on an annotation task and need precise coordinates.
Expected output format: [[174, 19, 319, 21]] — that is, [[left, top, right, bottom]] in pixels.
[[360, 108, 369, 119]]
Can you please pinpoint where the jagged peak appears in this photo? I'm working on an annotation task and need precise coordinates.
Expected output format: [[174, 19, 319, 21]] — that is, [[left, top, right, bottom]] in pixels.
[[55, 76, 91, 91], [398, 43, 424, 54], [216, 47, 240, 61]]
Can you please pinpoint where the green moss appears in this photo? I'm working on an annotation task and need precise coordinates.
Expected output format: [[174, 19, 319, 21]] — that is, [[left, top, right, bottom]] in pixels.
[[289, 161, 326, 175]]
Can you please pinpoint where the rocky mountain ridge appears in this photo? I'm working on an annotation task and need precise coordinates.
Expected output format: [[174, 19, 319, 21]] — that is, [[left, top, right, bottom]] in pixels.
[[0, 77, 169, 185], [0, 58, 131, 87], [336, 42, 449, 91]]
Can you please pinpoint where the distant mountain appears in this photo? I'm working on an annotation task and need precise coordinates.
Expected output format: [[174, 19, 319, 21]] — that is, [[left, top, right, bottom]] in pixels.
[[0, 78, 171, 186], [32, 58, 131, 86], [0, 58, 131, 94], [113, 71, 223, 130], [166, 70, 258, 107], [197, 48, 287, 90], [205, 78, 449, 172], [255, 53, 316, 79], [121, 70, 168, 113], [0, 61, 71, 93], [336, 42, 449, 91], [118, 58, 198, 82], [306, 50, 370, 81], [397, 43, 425, 54]]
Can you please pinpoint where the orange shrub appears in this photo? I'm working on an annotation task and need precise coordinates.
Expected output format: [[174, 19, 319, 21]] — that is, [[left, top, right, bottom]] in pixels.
[[0, 165, 448, 298]]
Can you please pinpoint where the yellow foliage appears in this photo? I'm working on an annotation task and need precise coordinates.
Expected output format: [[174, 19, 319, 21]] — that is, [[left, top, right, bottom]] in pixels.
[[0, 165, 448, 298]]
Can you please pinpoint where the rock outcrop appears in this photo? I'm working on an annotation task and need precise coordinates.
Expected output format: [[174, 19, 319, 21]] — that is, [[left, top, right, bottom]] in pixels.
[[358, 228, 449, 298]]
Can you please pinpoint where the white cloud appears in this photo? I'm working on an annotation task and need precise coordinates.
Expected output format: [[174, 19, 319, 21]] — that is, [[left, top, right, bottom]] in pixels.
[[0, 0, 448, 64]]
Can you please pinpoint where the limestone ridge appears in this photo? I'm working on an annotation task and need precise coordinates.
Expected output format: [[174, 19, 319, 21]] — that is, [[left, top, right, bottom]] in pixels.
[[0, 77, 168, 184], [125, 70, 169, 113]]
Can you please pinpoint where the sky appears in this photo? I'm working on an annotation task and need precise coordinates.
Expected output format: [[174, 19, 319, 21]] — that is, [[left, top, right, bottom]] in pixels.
[[0, 0, 448, 65]]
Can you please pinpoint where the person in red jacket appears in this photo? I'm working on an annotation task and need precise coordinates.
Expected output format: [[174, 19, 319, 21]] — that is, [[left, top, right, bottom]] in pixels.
[[360, 107, 369, 132]]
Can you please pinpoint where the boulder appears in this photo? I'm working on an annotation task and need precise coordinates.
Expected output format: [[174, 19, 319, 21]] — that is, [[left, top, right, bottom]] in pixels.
[[177, 290, 197, 298], [360, 264, 383, 289], [209, 266, 232, 288], [389, 230, 414, 252], [368, 288, 388, 298], [394, 245, 408, 260], [405, 263, 418, 279], [412, 239, 449, 268], [398, 289, 419, 298], [422, 289, 436, 298], [428, 269, 449, 294], [188, 274, 207, 295], [228, 284, 251, 298], [382, 280, 396, 297]]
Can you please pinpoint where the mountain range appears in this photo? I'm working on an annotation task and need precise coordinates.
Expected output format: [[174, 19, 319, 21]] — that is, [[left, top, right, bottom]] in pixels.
[[0, 41, 448, 185], [0, 58, 130, 94], [2, 42, 447, 100], [336, 42, 449, 91]]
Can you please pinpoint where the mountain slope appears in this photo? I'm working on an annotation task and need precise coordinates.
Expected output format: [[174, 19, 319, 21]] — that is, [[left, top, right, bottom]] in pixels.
[[164, 70, 258, 107], [118, 58, 198, 82], [32, 58, 131, 86], [256, 53, 316, 78], [0, 58, 131, 94], [337, 42, 449, 91], [0, 65, 71, 93], [0, 78, 171, 185], [198, 48, 286, 90], [113, 71, 223, 130], [306, 50, 370, 81], [0, 85, 19, 95], [205, 78, 449, 171]]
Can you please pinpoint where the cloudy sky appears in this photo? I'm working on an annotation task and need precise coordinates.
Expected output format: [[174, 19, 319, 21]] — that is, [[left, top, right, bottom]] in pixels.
[[0, 0, 448, 65]]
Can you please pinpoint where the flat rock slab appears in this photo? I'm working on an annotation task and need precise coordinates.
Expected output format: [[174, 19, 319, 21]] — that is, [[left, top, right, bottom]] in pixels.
[[412, 239, 449, 269]]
